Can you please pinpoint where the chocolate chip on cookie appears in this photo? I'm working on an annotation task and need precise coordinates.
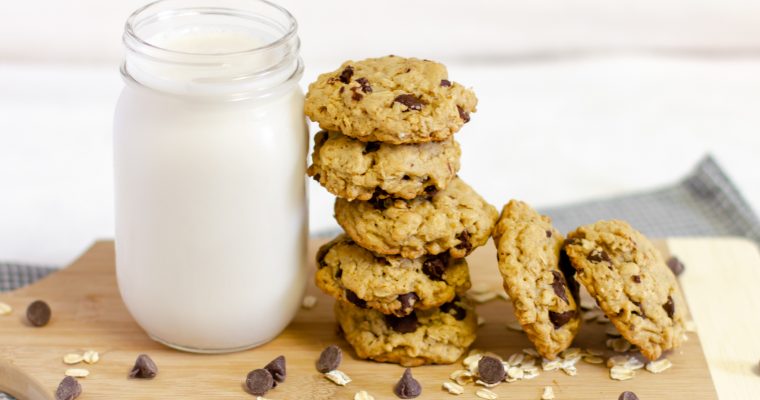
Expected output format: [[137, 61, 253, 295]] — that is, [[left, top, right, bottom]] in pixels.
[[385, 313, 419, 333], [394, 94, 426, 111], [549, 310, 576, 329], [440, 79, 451, 87], [346, 289, 367, 308], [422, 255, 447, 281], [398, 293, 419, 314], [338, 66, 354, 84], [356, 77, 372, 93]]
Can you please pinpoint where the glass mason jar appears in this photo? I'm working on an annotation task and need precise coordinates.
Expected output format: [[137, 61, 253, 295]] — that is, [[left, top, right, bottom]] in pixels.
[[114, 0, 307, 353]]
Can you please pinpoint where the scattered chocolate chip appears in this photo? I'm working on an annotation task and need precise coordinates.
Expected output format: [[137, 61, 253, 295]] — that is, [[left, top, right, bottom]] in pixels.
[[363, 142, 381, 154], [455, 231, 472, 253], [338, 66, 354, 84], [55, 376, 81, 400], [663, 296, 675, 319], [26, 300, 51, 327], [129, 354, 158, 379], [456, 105, 470, 123], [546, 230, 553, 238], [619, 391, 639, 400], [264, 355, 286, 385], [385, 313, 418, 333], [478, 356, 506, 384], [316, 344, 342, 373], [245, 368, 274, 396], [393, 94, 426, 111], [345, 290, 367, 308], [558, 249, 580, 302], [667, 256, 685, 276], [551, 271, 569, 304], [440, 79, 451, 87], [422, 255, 447, 281], [632, 275, 641, 283], [587, 249, 611, 263], [394, 368, 422, 399], [398, 293, 419, 314], [548, 310, 576, 329], [440, 299, 467, 321], [356, 77, 372, 93]]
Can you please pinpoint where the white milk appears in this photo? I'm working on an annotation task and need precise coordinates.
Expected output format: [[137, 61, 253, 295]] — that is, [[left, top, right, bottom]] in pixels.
[[114, 0, 307, 352]]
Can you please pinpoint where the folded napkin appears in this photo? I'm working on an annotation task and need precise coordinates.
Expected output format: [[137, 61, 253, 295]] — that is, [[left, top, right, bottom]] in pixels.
[[0, 155, 758, 399]]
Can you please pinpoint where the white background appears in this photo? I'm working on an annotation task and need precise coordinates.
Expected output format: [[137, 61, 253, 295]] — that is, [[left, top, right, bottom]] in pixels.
[[1, 0, 760, 265]]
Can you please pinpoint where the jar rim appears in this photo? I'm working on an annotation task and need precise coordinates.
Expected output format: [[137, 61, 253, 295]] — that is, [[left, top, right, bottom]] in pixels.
[[124, 0, 298, 58]]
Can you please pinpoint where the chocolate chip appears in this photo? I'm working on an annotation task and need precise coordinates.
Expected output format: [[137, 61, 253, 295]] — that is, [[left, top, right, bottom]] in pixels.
[[440, 299, 467, 321], [667, 256, 685, 276], [351, 87, 363, 101], [316, 344, 342, 373], [455, 231, 472, 253], [393, 94, 426, 111], [394, 368, 422, 398], [478, 356, 506, 384], [551, 271, 569, 304], [338, 66, 354, 84], [55, 376, 81, 400], [368, 196, 391, 211], [245, 368, 274, 396], [619, 391, 640, 400], [385, 313, 418, 333], [335, 268, 342, 278], [440, 79, 451, 87], [398, 292, 419, 314], [588, 249, 611, 263], [312, 173, 321, 182], [663, 296, 675, 319], [632, 275, 641, 283], [26, 300, 51, 327], [264, 355, 286, 385], [345, 289, 367, 308], [129, 354, 158, 379], [374, 255, 391, 266], [422, 255, 447, 281], [424, 185, 438, 195], [546, 230, 552, 238], [549, 310, 576, 329], [456, 105, 470, 123], [356, 77, 373, 93], [363, 142, 381, 154], [402, 175, 411, 181], [558, 249, 580, 303], [632, 301, 646, 318], [315, 130, 329, 147]]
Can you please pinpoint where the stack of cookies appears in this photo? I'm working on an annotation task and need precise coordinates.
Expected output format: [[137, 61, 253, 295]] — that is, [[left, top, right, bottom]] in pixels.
[[305, 56, 498, 366]]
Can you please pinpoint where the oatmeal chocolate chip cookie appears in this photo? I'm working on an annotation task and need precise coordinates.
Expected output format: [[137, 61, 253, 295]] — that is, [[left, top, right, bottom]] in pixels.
[[564, 220, 687, 360], [307, 130, 461, 201], [334, 297, 477, 366], [492, 200, 581, 360], [334, 177, 498, 259], [304, 56, 478, 144], [315, 234, 471, 317]]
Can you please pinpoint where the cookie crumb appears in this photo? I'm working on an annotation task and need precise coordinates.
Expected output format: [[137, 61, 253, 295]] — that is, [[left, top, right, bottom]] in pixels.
[[442, 381, 464, 395], [325, 370, 351, 386], [302, 295, 318, 309]]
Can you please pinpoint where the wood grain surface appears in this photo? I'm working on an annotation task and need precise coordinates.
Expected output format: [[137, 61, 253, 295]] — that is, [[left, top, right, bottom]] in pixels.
[[0, 239, 727, 399]]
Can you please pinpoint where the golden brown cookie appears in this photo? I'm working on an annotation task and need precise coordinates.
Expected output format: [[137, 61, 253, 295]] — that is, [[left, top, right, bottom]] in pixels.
[[304, 56, 477, 144], [564, 220, 687, 360]]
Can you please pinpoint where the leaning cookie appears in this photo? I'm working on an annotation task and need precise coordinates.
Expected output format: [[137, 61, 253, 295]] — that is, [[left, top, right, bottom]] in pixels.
[[334, 177, 498, 259], [492, 200, 581, 360], [335, 297, 477, 366], [307, 130, 461, 201], [304, 56, 477, 144], [564, 220, 687, 360]]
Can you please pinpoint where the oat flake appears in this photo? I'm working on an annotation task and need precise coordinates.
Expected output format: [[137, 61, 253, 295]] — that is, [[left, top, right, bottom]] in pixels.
[[324, 370, 351, 386]]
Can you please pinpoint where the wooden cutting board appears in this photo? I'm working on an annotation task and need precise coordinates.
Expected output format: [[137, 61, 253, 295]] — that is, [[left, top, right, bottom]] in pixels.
[[0, 239, 721, 399]]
